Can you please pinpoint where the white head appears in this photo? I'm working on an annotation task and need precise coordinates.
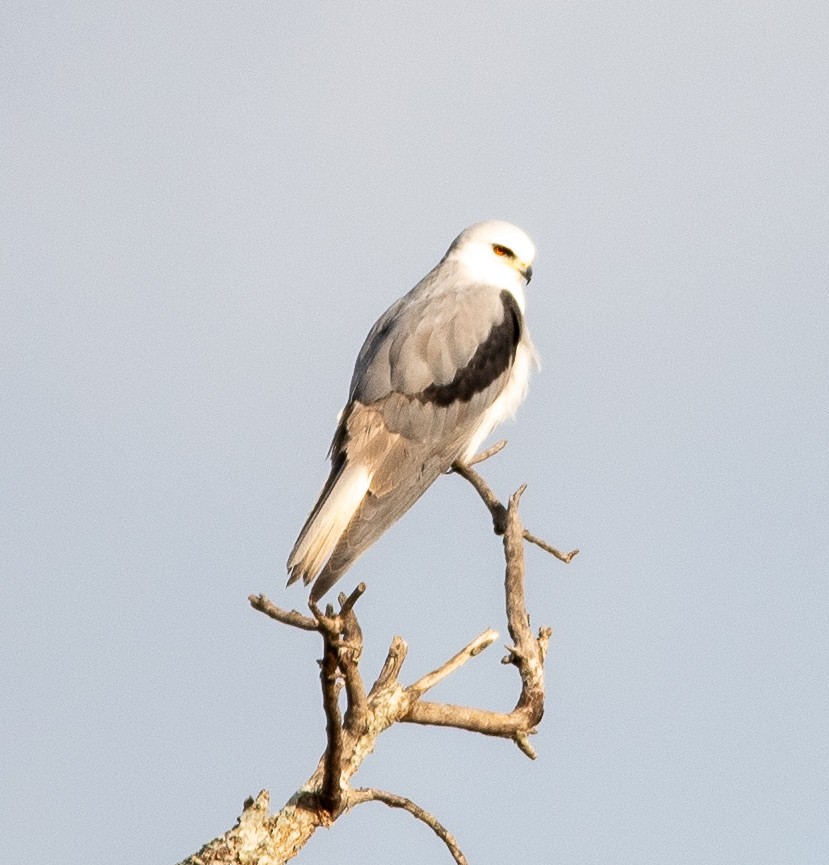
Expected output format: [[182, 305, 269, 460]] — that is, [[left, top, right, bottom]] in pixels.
[[442, 221, 536, 303]]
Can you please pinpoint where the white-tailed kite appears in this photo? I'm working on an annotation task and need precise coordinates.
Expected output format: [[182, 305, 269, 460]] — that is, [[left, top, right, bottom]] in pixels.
[[287, 220, 539, 602]]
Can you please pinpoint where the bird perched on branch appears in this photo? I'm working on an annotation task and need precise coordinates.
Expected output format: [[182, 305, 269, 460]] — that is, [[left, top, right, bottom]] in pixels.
[[287, 220, 539, 602]]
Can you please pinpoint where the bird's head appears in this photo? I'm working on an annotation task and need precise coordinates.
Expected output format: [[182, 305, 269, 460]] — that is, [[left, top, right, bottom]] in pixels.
[[443, 221, 536, 297]]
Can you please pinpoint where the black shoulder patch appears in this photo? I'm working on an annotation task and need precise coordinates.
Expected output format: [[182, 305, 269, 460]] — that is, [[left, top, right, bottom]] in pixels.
[[417, 290, 521, 407]]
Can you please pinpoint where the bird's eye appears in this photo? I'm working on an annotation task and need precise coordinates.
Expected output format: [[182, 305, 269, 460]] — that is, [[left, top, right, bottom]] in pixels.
[[492, 244, 513, 257]]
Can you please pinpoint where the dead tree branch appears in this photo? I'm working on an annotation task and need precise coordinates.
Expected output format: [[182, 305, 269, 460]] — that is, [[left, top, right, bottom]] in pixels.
[[348, 787, 470, 865], [178, 443, 576, 865]]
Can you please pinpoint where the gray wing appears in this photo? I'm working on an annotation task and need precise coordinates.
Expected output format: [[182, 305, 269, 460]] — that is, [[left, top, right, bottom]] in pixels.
[[308, 281, 522, 601], [350, 264, 508, 403]]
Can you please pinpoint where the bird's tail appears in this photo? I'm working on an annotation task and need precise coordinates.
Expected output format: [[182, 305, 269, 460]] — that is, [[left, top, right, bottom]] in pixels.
[[286, 461, 371, 588]]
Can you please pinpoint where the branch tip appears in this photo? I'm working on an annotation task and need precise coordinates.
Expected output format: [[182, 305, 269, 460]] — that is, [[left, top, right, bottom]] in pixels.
[[522, 530, 580, 563], [470, 633, 497, 656], [350, 788, 469, 865], [513, 732, 538, 760], [340, 582, 366, 616], [510, 483, 528, 507], [370, 635, 408, 694], [249, 593, 317, 630], [466, 438, 508, 466], [407, 629, 498, 697]]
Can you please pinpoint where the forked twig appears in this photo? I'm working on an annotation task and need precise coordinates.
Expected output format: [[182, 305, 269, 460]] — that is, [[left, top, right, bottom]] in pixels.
[[453, 443, 580, 564]]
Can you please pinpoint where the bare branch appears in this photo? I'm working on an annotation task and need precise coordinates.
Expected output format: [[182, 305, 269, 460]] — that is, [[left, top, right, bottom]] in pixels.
[[339, 595, 369, 734], [399, 484, 547, 757], [536, 626, 552, 661], [340, 581, 366, 616], [309, 582, 365, 639], [368, 635, 408, 697], [319, 637, 345, 816], [349, 787, 469, 865], [522, 530, 580, 563], [248, 593, 317, 630], [406, 629, 498, 699], [451, 459, 508, 533], [466, 438, 507, 466], [513, 731, 538, 760], [403, 699, 535, 737], [454, 450, 578, 570], [503, 486, 533, 651]]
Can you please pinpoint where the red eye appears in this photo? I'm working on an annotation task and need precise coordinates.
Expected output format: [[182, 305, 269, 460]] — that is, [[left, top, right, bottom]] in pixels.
[[493, 244, 512, 257]]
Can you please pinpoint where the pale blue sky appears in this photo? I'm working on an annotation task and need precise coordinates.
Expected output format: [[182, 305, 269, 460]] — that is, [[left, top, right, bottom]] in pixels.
[[2, 3, 828, 863]]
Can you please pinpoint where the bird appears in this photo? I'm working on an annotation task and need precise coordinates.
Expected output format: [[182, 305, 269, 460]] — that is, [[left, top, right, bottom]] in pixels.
[[287, 220, 539, 602]]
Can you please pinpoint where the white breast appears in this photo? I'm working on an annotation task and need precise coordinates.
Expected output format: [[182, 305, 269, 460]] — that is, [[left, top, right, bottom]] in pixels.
[[461, 337, 537, 462]]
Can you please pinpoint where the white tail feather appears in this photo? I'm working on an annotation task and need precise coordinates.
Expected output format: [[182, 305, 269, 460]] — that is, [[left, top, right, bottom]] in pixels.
[[288, 464, 371, 581]]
